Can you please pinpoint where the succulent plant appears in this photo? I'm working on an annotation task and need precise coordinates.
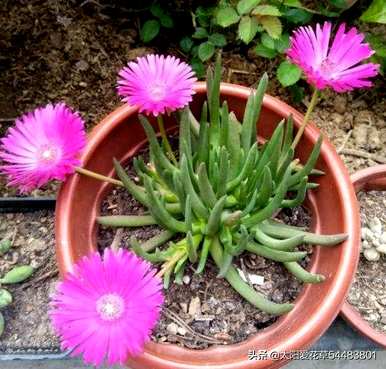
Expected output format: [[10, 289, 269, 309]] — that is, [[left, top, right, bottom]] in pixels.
[[0, 237, 35, 337], [98, 55, 347, 315]]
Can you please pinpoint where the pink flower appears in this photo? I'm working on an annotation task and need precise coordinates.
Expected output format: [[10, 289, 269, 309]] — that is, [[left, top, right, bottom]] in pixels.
[[0, 103, 86, 192], [287, 22, 379, 92], [117, 54, 197, 116], [50, 248, 164, 367]]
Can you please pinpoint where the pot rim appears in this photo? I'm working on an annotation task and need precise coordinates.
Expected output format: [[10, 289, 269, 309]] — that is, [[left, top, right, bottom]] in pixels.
[[340, 165, 386, 349], [56, 82, 360, 368]]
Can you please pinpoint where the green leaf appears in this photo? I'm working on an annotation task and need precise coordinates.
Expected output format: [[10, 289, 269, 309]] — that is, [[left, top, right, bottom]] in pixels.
[[0, 312, 4, 338], [284, 8, 313, 24], [277, 61, 302, 87], [150, 4, 174, 28], [159, 14, 174, 28], [216, 7, 240, 27], [274, 33, 290, 52], [0, 289, 12, 309], [192, 27, 209, 39], [198, 41, 215, 61], [289, 84, 305, 103], [284, 0, 302, 6], [150, 3, 165, 18], [252, 5, 281, 16], [238, 16, 259, 44], [360, 0, 386, 24], [0, 265, 34, 284], [259, 16, 282, 39], [367, 34, 386, 57], [329, 0, 350, 9], [255, 43, 277, 58], [209, 33, 227, 47], [180, 37, 194, 53], [140, 19, 160, 43], [196, 6, 215, 27], [237, 0, 261, 15], [0, 239, 11, 255], [191, 58, 206, 78], [261, 33, 275, 49]]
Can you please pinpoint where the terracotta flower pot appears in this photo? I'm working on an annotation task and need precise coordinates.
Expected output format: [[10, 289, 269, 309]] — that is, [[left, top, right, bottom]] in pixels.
[[340, 165, 386, 348], [55, 82, 360, 369]]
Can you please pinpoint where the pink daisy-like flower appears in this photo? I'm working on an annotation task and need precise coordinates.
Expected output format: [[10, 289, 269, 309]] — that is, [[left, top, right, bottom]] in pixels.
[[0, 103, 86, 192], [50, 248, 164, 367], [287, 22, 379, 92], [117, 54, 197, 116]]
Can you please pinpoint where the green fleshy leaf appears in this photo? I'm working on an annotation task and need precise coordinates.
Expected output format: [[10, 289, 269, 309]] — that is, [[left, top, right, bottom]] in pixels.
[[0, 239, 11, 255], [0, 266, 34, 284], [0, 312, 4, 338], [0, 289, 12, 309]]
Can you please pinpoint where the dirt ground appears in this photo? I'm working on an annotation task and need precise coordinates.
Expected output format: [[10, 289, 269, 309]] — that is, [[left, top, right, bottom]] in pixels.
[[0, 211, 59, 352]]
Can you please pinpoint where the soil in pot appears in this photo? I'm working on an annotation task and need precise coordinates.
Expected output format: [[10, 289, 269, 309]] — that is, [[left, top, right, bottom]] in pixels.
[[97, 148, 313, 349], [0, 210, 60, 353], [347, 190, 386, 334]]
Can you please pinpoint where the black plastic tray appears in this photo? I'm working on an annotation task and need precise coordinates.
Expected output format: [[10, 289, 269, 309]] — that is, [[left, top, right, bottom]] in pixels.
[[0, 197, 380, 362]]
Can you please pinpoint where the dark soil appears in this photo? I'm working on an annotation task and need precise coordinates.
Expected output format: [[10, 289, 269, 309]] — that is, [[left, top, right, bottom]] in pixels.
[[97, 152, 312, 349], [347, 191, 386, 334], [0, 210, 59, 353]]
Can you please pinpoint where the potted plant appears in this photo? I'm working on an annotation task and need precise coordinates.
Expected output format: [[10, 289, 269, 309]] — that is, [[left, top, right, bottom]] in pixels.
[[0, 22, 378, 368], [55, 69, 359, 369], [341, 165, 386, 349]]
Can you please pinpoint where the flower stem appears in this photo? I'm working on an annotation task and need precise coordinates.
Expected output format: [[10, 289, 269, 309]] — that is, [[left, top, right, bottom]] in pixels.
[[291, 88, 320, 150], [75, 167, 123, 187], [157, 115, 178, 165]]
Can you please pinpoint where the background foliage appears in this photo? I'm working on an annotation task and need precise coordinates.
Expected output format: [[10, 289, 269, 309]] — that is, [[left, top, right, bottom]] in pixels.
[[136, 0, 385, 101]]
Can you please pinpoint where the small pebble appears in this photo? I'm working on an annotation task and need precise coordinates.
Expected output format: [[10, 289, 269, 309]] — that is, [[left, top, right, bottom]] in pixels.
[[188, 296, 201, 316], [166, 323, 178, 335], [363, 248, 380, 261], [179, 302, 188, 313], [376, 244, 386, 254], [177, 327, 187, 336], [369, 218, 382, 235], [182, 275, 190, 285], [362, 240, 371, 249], [379, 233, 386, 244]]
